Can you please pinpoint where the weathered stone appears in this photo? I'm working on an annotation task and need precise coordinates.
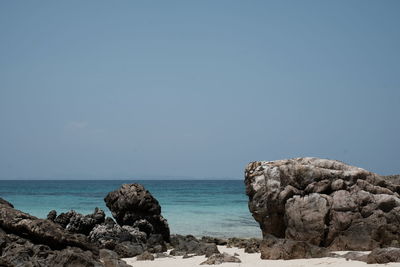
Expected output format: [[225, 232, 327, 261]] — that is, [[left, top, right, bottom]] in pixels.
[[245, 157, 400, 251], [104, 183, 170, 242], [0, 203, 97, 253], [53, 208, 106, 235], [169, 234, 219, 256], [367, 247, 400, 264], [285, 193, 331, 246], [260, 235, 329, 260]]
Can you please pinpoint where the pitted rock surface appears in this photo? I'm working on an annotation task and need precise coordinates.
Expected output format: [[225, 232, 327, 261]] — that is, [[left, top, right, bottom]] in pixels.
[[245, 157, 400, 251]]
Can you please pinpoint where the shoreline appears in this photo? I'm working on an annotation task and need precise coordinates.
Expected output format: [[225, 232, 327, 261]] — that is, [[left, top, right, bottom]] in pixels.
[[122, 245, 400, 267]]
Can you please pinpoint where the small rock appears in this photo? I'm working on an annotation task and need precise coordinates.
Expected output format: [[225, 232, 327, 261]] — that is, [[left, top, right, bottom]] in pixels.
[[200, 252, 241, 265], [136, 251, 155, 261]]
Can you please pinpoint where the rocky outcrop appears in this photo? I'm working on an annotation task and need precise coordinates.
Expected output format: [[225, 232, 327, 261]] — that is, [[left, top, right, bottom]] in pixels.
[[104, 183, 170, 242], [0, 203, 97, 252], [0, 202, 105, 266], [245, 157, 400, 252], [51, 208, 106, 235]]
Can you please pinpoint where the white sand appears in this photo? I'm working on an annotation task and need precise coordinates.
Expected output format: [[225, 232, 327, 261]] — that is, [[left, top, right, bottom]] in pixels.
[[122, 245, 400, 267]]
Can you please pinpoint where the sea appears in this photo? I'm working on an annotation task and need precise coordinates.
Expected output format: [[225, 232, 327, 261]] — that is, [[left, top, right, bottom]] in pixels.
[[0, 180, 261, 238]]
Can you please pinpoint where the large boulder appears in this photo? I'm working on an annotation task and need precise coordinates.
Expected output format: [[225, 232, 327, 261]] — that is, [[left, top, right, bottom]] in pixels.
[[104, 183, 170, 242], [245, 157, 400, 251]]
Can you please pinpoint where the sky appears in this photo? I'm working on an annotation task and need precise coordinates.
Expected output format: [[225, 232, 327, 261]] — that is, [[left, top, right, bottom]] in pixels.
[[0, 1, 399, 179]]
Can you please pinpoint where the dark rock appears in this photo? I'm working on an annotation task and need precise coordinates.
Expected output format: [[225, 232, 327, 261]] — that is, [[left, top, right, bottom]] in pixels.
[[146, 234, 167, 253], [53, 208, 106, 235], [200, 252, 241, 265], [99, 249, 131, 267], [245, 157, 400, 250], [136, 251, 155, 261], [89, 222, 147, 256], [260, 235, 330, 260], [46, 247, 103, 267], [367, 247, 400, 264], [201, 236, 227, 246], [114, 241, 145, 258], [132, 219, 154, 237], [104, 183, 170, 242], [0, 203, 97, 253], [0, 198, 14, 208], [169, 234, 219, 256], [47, 210, 57, 221]]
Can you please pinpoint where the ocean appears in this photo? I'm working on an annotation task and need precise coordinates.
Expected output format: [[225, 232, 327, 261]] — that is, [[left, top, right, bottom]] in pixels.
[[0, 180, 261, 238]]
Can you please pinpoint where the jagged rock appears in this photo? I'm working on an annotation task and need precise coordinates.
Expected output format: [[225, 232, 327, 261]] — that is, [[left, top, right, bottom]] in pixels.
[[136, 251, 155, 261], [0, 222, 101, 267], [169, 235, 219, 257], [0, 202, 97, 253], [245, 157, 400, 251], [88, 222, 146, 250], [104, 183, 170, 242], [47, 210, 57, 221], [200, 252, 241, 265], [53, 208, 105, 235], [260, 234, 329, 260], [201, 236, 228, 246]]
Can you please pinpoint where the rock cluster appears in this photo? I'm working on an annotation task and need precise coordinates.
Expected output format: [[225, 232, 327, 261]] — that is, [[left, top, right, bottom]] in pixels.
[[49, 207, 105, 235], [0, 183, 171, 266], [0, 203, 104, 266], [169, 234, 219, 257], [245, 157, 400, 259]]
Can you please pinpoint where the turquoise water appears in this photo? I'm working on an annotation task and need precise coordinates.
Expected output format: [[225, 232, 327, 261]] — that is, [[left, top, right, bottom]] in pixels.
[[0, 180, 261, 238]]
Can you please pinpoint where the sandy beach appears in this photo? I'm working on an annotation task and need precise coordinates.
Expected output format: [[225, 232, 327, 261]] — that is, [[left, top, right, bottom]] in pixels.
[[123, 246, 400, 267]]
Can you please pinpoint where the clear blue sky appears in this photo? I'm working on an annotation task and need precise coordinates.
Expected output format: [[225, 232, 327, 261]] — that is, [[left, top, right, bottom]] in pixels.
[[0, 1, 399, 179]]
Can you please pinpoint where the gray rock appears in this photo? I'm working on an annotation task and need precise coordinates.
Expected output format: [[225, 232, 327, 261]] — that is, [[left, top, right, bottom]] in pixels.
[[169, 234, 219, 256], [200, 252, 241, 265], [245, 157, 400, 251], [114, 241, 145, 258], [367, 247, 400, 264]]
